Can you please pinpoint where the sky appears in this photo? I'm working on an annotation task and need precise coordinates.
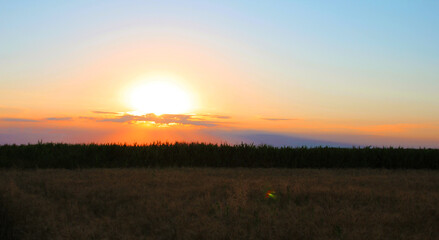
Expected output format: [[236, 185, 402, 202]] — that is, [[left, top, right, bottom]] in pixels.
[[1, 0, 438, 147]]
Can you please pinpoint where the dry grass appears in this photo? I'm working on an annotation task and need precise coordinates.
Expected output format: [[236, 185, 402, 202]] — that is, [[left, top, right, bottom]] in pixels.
[[0, 168, 438, 240]]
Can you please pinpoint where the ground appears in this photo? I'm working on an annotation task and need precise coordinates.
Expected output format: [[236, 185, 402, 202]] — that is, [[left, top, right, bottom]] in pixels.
[[1, 168, 438, 240]]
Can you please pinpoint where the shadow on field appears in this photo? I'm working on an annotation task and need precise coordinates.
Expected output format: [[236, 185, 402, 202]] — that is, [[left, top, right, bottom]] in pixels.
[[0, 198, 17, 240]]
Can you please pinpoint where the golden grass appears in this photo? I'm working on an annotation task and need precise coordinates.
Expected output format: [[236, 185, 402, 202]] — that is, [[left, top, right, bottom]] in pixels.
[[0, 168, 438, 240]]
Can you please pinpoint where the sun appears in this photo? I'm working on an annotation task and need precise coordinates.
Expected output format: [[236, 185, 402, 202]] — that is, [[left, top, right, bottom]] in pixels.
[[128, 77, 192, 116]]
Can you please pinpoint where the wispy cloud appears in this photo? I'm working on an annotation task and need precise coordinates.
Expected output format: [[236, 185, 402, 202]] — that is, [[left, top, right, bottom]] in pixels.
[[198, 114, 231, 119], [45, 117, 72, 121], [79, 116, 98, 120], [1, 117, 72, 122], [92, 111, 119, 115], [98, 113, 219, 127], [261, 118, 294, 121], [0, 118, 39, 122], [98, 115, 138, 123]]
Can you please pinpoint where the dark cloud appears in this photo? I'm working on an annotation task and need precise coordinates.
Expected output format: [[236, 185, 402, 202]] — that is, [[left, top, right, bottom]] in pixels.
[[92, 111, 119, 114], [261, 118, 294, 121], [202, 129, 353, 148], [98, 113, 219, 127], [1, 125, 437, 148], [0, 127, 114, 145], [0, 118, 39, 122], [46, 117, 72, 121]]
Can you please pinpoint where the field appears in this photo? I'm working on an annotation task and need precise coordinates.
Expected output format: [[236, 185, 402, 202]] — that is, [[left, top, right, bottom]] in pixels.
[[1, 168, 438, 240]]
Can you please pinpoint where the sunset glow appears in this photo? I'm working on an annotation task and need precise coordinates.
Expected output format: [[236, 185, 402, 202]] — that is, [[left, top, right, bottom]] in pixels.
[[127, 77, 192, 116]]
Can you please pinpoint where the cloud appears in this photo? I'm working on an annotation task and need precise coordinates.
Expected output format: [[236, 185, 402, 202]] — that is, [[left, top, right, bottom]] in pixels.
[[98, 113, 219, 127], [198, 114, 231, 119], [261, 118, 294, 121], [204, 130, 353, 147], [79, 116, 98, 120], [45, 117, 72, 121], [0, 118, 39, 122], [92, 111, 119, 115], [99, 115, 139, 123], [0, 127, 114, 145], [1, 117, 72, 122]]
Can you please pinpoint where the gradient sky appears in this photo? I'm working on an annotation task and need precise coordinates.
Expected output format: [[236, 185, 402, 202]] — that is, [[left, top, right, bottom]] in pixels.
[[1, 1, 439, 147]]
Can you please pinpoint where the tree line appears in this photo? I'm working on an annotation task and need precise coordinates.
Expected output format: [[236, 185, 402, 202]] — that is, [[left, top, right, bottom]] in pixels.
[[0, 142, 438, 169]]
